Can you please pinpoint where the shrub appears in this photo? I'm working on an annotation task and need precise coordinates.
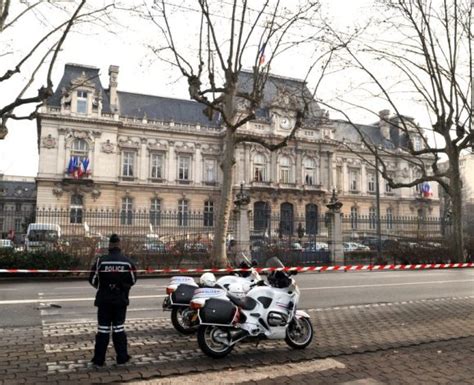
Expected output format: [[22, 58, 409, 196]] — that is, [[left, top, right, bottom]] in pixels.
[[0, 248, 80, 270]]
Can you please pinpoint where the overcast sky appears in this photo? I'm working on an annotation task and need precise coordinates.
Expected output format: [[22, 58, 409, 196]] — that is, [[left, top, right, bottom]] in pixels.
[[0, 0, 385, 177]]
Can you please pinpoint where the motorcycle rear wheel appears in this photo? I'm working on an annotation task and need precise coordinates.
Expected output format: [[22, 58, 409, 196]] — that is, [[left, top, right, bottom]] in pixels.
[[197, 325, 234, 358], [171, 307, 197, 335], [285, 317, 313, 349]]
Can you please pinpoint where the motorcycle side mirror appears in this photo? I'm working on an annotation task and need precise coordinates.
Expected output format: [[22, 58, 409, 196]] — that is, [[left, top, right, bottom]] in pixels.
[[251, 260, 258, 267], [289, 270, 298, 276]]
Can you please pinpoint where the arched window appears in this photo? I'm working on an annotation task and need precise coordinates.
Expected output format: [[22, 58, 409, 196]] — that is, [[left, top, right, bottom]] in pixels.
[[178, 199, 188, 227], [254, 201, 270, 232], [68, 139, 90, 178], [305, 204, 318, 235], [71, 139, 89, 156], [279, 156, 291, 183], [253, 153, 266, 182], [280, 202, 294, 236], [70, 194, 83, 224], [303, 158, 316, 185], [150, 198, 161, 227]]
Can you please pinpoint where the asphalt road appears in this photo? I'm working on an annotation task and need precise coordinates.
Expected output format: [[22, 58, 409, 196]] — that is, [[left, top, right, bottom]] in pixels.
[[0, 269, 472, 327], [0, 268, 472, 384]]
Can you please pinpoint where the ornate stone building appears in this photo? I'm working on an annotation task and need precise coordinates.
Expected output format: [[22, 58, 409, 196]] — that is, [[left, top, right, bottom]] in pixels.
[[0, 175, 36, 240], [35, 63, 440, 237]]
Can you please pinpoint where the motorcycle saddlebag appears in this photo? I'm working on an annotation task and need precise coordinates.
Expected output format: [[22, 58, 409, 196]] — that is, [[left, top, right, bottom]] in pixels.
[[171, 284, 196, 305], [200, 298, 237, 325]]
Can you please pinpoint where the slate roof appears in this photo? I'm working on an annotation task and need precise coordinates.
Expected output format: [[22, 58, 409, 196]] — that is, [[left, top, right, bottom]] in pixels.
[[333, 119, 406, 150], [0, 181, 36, 202], [49, 64, 112, 114], [48, 64, 408, 150], [117, 91, 220, 127]]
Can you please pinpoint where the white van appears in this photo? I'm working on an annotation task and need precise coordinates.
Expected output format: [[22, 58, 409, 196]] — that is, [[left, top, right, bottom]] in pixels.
[[25, 223, 61, 252]]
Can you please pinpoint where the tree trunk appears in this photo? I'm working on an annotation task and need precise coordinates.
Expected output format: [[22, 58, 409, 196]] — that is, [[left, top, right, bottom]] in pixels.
[[448, 151, 465, 262], [211, 127, 235, 267]]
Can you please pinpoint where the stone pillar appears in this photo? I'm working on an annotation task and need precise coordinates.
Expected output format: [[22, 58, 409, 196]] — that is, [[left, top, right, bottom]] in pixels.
[[236, 204, 250, 255], [361, 164, 367, 194], [168, 141, 176, 183], [139, 139, 147, 181], [234, 184, 251, 255], [342, 159, 348, 193], [195, 144, 202, 184], [56, 130, 66, 175], [295, 149, 302, 185], [270, 152, 277, 183], [244, 144, 250, 183], [326, 190, 344, 265]]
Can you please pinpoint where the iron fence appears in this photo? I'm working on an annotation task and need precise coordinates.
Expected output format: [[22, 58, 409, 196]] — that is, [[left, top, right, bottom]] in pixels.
[[341, 214, 447, 242]]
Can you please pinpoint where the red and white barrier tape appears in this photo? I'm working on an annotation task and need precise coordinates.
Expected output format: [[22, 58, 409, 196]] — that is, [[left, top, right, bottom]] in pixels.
[[0, 262, 472, 274]]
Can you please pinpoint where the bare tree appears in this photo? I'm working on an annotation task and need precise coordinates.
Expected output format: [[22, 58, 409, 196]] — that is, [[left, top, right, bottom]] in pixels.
[[147, 0, 324, 266], [0, 0, 117, 139], [319, 0, 474, 261]]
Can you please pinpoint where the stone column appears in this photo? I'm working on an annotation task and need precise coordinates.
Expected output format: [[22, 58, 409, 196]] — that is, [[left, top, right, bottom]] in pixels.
[[244, 144, 250, 183], [139, 139, 147, 181], [342, 159, 348, 193], [234, 184, 251, 255], [194, 144, 202, 184], [168, 141, 176, 183], [326, 190, 344, 265], [56, 129, 66, 175], [295, 149, 302, 185], [271, 152, 277, 183], [361, 164, 367, 194]]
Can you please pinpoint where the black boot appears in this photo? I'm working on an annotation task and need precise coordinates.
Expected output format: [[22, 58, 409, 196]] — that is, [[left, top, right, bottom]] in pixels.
[[91, 332, 109, 366], [113, 331, 130, 364]]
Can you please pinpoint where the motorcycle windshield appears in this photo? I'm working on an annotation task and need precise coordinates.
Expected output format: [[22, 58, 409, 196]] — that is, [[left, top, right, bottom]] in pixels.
[[265, 257, 285, 269], [233, 252, 252, 268]]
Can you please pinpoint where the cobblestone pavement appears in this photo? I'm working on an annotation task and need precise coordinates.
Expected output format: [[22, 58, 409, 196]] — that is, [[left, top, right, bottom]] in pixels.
[[0, 296, 472, 384]]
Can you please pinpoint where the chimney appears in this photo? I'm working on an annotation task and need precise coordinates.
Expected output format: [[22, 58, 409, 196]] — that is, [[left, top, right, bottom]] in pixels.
[[108, 65, 119, 112], [378, 109, 391, 141]]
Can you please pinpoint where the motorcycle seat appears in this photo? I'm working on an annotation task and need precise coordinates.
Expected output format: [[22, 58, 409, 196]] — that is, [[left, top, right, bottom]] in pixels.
[[227, 293, 257, 310]]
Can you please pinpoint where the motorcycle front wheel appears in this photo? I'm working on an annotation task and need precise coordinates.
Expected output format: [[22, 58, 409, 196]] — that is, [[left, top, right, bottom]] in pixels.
[[171, 307, 197, 335], [197, 325, 234, 358], [285, 317, 313, 349]]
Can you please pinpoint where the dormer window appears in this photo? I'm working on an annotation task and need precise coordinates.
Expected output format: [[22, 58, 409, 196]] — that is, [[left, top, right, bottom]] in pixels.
[[413, 136, 422, 151], [77, 91, 88, 114]]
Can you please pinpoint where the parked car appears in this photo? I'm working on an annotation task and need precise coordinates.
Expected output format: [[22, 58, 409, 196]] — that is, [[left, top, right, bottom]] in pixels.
[[25, 223, 61, 252], [344, 242, 371, 252], [184, 242, 208, 252], [0, 239, 14, 249], [290, 242, 303, 251], [303, 241, 329, 252], [143, 241, 167, 253]]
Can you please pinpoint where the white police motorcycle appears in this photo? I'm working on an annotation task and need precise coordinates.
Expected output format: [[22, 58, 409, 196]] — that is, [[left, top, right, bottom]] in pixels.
[[163, 255, 261, 334], [190, 257, 313, 358]]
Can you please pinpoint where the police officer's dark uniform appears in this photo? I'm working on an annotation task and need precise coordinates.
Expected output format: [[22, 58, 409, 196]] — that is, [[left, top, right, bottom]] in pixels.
[[89, 234, 137, 366]]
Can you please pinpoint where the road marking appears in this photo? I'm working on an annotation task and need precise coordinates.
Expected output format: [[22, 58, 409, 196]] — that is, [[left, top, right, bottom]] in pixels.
[[132, 358, 346, 384], [341, 379, 385, 385], [300, 279, 474, 291], [0, 294, 166, 305], [50, 285, 168, 290]]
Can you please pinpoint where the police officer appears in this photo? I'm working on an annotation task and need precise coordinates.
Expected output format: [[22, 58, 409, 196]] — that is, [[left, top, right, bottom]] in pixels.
[[89, 234, 137, 366]]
